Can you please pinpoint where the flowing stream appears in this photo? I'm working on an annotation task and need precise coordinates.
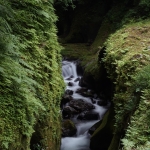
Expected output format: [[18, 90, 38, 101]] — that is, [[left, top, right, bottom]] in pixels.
[[61, 60, 109, 150]]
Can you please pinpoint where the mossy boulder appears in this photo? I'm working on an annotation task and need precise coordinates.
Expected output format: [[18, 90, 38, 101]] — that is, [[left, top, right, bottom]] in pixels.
[[62, 120, 77, 137], [69, 99, 95, 112], [103, 20, 150, 149]]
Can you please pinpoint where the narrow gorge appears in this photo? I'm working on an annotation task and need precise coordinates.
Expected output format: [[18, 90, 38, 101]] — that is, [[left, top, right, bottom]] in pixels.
[[0, 0, 150, 150], [57, 0, 150, 150]]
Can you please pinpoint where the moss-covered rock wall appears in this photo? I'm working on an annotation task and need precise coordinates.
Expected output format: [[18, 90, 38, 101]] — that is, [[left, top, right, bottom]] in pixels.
[[103, 21, 150, 150], [90, 0, 150, 149], [0, 0, 64, 149]]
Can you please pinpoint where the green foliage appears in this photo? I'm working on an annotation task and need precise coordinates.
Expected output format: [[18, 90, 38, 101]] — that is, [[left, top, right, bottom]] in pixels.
[[121, 66, 150, 149], [102, 20, 150, 149], [55, 0, 75, 9], [122, 89, 150, 150], [139, 0, 150, 8], [133, 65, 150, 92], [0, 0, 64, 149]]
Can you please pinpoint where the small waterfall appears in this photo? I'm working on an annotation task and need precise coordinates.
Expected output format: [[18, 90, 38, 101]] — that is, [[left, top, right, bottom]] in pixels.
[[61, 60, 110, 150], [62, 61, 77, 78]]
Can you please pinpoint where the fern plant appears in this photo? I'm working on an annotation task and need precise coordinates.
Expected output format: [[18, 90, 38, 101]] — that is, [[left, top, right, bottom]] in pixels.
[[0, 0, 65, 150]]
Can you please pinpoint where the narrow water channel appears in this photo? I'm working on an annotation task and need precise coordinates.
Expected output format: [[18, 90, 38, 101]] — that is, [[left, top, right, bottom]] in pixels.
[[61, 60, 110, 150]]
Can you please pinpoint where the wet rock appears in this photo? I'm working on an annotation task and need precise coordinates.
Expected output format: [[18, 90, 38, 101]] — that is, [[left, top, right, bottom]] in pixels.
[[62, 120, 77, 137], [88, 120, 102, 135], [74, 77, 80, 82], [66, 78, 72, 81], [76, 87, 97, 98], [70, 75, 74, 78], [79, 77, 87, 87], [93, 94, 98, 99], [77, 112, 99, 120], [69, 99, 95, 112], [68, 82, 74, 86], [97, 100, 107, 106], [62, 94, 73, 104], [65, 89, 73, 95], [91, 98, 96, 104], [90, 108, 114, 150], [62, 106, 79, 118], [76, 88, 95, 97], [76, 87, 88, 94], [79, 91, 94, 97], [66, 75, 74, 80]]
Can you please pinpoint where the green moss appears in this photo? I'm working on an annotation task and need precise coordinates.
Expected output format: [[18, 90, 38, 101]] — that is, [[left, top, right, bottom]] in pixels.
[[62, 120, 76, 131], [0, 1, 65, 149], [122, 69, 150, 149], [103, 20, 150, 149]]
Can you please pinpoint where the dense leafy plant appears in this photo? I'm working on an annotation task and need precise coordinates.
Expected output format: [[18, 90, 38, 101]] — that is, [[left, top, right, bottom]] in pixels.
[[0, 0, 64, 149], [102, 19, 150, 149], [133, 65, 150, 91], [139, 0, 150, 8], [122, 65, 150, 149], [122, 89, 150, 150]]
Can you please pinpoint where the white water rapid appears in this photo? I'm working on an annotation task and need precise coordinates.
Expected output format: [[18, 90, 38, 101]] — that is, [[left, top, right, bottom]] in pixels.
[[61, 60, 110, 150]]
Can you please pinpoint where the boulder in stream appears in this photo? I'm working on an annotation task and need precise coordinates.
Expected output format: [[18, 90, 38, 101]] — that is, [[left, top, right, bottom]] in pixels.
[[88, 120, 102, 135], [78, 77, 87, 87], [66, 75, 74, 80], [69, 99, 95, 112], [74, 77, 80, 82], [63, 106, 79, 118], [77, 111, 99, 120], [78, 91, 94, 97], [68, 82, 74, 86], [62, 94, 73, 104], [76, 88, 96, 98], [65, 89, 73, 95], [91, 98, 96, 104], [62, 120, 77, 137]]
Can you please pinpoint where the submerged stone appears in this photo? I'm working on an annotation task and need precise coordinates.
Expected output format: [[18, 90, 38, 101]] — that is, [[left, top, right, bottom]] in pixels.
[[68, 82, 74, 86]]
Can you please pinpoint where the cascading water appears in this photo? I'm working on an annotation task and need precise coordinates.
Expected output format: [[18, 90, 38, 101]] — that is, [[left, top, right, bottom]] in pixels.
[[61, 60, 110, 150], [62, 61, 78, 78]]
